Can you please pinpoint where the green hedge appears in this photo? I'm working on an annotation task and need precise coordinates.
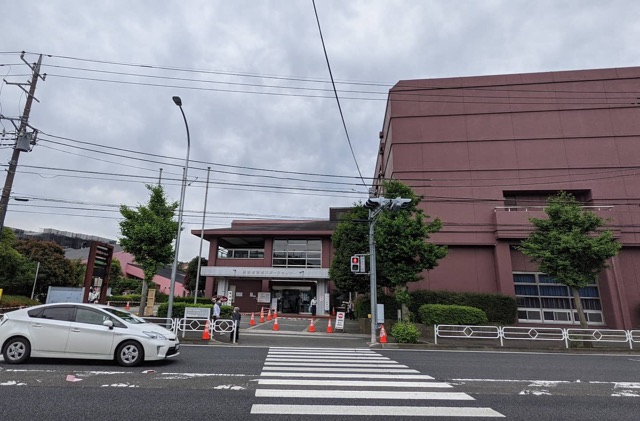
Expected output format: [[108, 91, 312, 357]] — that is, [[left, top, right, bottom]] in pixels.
[[391, 321, 420, 343], [419, 304, 488, 325], [409, 290, 516, 325], [156, 302, 234, 319], [0, 295, 39, 309]]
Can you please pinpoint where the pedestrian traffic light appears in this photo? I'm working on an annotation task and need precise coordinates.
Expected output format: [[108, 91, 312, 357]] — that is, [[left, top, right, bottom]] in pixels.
[[350, 255, 361, 273]]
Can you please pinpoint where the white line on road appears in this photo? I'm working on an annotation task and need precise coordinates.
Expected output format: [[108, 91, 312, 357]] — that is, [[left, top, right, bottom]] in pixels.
[[250, 404, 505, 417], [267, 354, 389, 359], [264, 362, 408, 368], [257, 379, 452, 388], [269, 347, 374, 352], [261, 366, 418, 373], [266, 356, 392, 361], [255, 389, 474, 400], [260, 372, 434, 379]]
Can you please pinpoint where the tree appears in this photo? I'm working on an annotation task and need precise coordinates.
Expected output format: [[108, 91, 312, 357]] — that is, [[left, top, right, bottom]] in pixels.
[[0, 228, 37, 296], [119, 184, 178, 315], [13, 239, 75, 300], [330, 180, 447, 316], [106, 259, 139, 295], [184, 256, 208, 295], [518, 192, 622, 329]]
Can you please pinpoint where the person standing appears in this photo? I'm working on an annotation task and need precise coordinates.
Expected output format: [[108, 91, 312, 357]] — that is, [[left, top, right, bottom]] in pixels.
[[212, 299, 221, 322], [310, 297, 317, 316], [348, 300, 355, 320], [231, 307, 241, 343]]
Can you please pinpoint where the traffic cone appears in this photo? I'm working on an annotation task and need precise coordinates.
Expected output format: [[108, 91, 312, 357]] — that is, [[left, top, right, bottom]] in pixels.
[[273, 317, 279, 331], [202, 320, 211, 340], [308, 318, 316, 332], [332, 307, 335, 316], [260, 307, 265, 323], [327, 318, 333, 333], [273, 309, 278, 319], [267, 308, 272, 321], [125, 302, 130, 311], [250, 312, 256, 326], [379, 324, 388, 343]]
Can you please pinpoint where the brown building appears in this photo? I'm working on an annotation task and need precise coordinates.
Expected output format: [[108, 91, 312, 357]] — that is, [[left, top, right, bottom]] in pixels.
[[196, 66, 640, 329]]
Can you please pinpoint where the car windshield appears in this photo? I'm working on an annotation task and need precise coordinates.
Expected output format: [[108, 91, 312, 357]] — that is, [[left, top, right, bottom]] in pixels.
[[103, 307, 147, 324]]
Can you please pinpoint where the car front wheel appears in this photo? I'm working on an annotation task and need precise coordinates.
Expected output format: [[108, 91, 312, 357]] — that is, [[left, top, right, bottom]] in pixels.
[[115, 340, 144, 367], [3, 337, 31, 364]]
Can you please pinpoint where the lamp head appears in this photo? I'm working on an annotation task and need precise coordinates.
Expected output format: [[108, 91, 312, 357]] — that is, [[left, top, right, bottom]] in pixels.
[[172, 96, 182, 106]]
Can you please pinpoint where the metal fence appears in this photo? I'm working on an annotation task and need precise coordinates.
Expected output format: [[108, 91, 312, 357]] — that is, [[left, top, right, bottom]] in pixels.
[[434, 325, 640, 349]]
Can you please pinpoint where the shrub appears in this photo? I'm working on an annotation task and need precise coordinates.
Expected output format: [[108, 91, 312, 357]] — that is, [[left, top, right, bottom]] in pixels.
[[410, 290, 516, 325], [419, 304, 488, 325], [0, 295, 39, 309], [391, 321, 420, 343]]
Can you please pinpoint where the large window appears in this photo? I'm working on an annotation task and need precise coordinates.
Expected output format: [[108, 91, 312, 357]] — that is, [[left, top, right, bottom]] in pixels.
[[218, 248, 265, 259], [272, 239, 322, 268], [513, 272, 604, 325]]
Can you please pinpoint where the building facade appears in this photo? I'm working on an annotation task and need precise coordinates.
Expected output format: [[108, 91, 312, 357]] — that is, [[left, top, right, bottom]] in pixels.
[[195, 66, 640, 329], [195, 210, 350, 315], [374, 66, 640, 329]]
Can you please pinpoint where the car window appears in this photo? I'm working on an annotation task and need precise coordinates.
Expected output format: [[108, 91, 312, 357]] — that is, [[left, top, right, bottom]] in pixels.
[[39, 306, 75, 321], [103, 308, 146, 324], [75, 308, 109, 326]]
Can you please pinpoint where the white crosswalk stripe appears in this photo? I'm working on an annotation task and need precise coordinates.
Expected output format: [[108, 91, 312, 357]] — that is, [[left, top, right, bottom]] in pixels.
[[250, 347, 505, 417]]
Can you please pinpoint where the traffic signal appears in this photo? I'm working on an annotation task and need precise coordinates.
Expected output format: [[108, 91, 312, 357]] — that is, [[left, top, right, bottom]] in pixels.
[[350, 255, 361, 273]]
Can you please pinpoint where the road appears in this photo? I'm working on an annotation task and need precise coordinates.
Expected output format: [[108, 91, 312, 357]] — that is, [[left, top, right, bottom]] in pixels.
[[1, 338, 639, 420]]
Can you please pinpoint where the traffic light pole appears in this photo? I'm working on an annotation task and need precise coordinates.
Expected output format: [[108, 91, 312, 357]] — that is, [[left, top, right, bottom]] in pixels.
[[368, 206, 384, 345]]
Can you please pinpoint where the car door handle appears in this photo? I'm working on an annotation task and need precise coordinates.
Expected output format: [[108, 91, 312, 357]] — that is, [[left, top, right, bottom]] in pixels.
[[71, 328, 81, 332]]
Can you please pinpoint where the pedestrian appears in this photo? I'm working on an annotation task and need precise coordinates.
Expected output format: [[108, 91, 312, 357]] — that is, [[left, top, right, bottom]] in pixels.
[[212, 299, 221, 321], [348, 300, 355, 320], [231, 307, 241, 343], [310, 296, 317, 316]]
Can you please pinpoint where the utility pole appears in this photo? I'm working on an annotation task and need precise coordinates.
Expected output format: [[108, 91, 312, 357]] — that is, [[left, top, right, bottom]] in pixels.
[[0, 53, 46, 232]]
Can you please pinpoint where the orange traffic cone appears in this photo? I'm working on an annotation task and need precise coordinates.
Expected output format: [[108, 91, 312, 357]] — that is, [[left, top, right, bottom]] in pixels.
[[273, 317, 279, 331], [308, 318, 316, 332], [332, 307, 336, 316], [327, 318, 333, 333], [202, 320, 211, 340], [250, 312, 256, 326], [260, 307, 265, 323], [125, 302, 130, 311], [267, 308, 272, 321], [379, 324, 388, 343], [273, 309, 278, 319]]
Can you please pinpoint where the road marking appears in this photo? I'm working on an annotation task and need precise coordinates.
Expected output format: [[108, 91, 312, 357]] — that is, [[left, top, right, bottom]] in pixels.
[[251, 404, 505, 417], [257, 379, 453, 388], [269, 347, 374, 352], [261, 366, 418, 373], [267, 354, 390, 359], [264, 362, 408, 368], [255, 389, 474, 400], [260, 372, 435, 379]]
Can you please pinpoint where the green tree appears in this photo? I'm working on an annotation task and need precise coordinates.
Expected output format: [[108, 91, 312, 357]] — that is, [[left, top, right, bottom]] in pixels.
[[0, 228, 37, 296], [68, 259, 86, 287], [119, 184, 178, 315], [106, 259, 139, 295], [14, 239, 75, 300], [518, 192, 622, 329], [184, 256, 208, 295], [330, 180, 447, 318]]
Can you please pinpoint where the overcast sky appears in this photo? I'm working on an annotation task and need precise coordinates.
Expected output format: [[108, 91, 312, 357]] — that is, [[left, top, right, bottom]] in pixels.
[[1, 1, 639, 261]]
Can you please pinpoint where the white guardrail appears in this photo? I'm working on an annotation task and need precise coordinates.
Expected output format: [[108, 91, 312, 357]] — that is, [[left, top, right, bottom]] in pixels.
[[434, 325, 640, 349]]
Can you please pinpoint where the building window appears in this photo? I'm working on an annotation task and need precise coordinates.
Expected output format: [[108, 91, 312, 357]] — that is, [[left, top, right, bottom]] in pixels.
[[272, 239, 322, 268], [513, 272, 604, 325], [218, 248, 265, 259]]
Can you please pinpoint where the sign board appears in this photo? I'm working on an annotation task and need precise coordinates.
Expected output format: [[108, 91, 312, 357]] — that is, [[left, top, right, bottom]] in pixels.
[[257, 292, 271, 303], [184, 307, 211, 319], [335, 311, 345, 331], [324, 292, 330, 311], [226, 290, 234, 305], [376, 303, 385, 325], [271, 298, 278, 310], [46, 287, 84, 304]]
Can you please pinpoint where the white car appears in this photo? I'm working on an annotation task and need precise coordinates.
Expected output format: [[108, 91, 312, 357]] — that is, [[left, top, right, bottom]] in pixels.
[[0, 303, 180, 367]]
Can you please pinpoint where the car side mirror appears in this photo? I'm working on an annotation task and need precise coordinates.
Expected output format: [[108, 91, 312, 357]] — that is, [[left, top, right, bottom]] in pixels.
[[103, 319, 114, 330]]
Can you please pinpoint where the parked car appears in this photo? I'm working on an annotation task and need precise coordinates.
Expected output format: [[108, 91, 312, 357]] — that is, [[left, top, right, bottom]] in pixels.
[[0, 303, 179, 367]]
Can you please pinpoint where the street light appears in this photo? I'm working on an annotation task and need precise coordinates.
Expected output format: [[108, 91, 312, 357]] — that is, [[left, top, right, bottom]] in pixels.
[[364, 196, 411, 344], [167, 96, 191, 320]]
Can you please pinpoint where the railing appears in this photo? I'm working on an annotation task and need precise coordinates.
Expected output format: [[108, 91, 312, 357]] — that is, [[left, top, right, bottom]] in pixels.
[[494, 206, 613, 212], [434, 325, 640, 349]]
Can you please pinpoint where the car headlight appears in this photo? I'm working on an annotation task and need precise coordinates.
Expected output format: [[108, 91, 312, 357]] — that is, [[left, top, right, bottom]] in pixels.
[[143, 331, 168, 340]]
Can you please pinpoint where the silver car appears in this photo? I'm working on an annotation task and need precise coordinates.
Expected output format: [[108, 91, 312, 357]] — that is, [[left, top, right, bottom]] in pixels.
[[0, 303, 180, 367]]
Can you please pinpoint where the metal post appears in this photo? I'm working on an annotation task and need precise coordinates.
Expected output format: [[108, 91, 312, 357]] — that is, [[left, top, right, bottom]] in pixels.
[[30, 261, 40, 300], [194, 167, 211, 304], [168, 97, 191, 320], [369, 208, 378, 345]]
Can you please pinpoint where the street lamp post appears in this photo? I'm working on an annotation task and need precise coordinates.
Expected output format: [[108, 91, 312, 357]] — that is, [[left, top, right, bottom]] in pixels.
[[167, 96, 190, 320], [364, 197, 412, 345]]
